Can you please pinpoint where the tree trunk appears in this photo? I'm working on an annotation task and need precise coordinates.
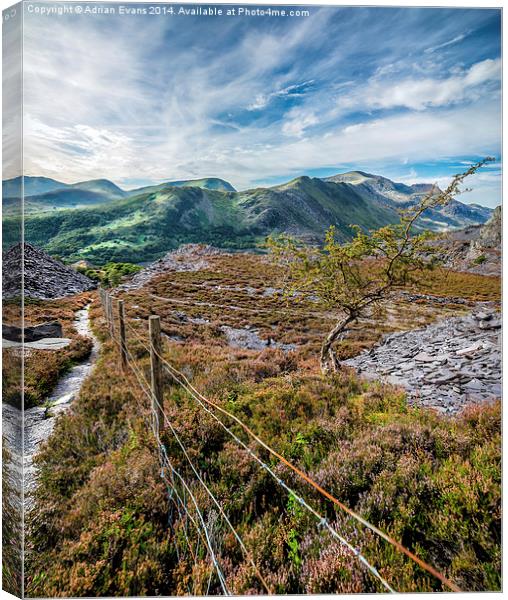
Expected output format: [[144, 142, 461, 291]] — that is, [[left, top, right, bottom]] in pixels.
[[320, 313, 357, 374]]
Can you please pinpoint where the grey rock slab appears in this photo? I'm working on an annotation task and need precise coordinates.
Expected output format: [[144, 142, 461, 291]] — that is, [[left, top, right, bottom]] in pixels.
[[414, 352, 438, 362], [479, 319, 501, 330], [3, 337, 72, 350]]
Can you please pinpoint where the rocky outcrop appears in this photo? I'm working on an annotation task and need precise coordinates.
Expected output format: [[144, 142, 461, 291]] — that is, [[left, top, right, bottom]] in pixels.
[[441, 206, 501, 275], [2, 243, 96, 300], [345, 310, 501, 415], [468, 205, 501, 252], [118, 244, 225, 291]]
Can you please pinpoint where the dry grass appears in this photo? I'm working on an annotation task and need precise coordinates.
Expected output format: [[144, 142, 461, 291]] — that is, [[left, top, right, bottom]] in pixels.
[[117, 253, 497, 369], [415, 267, 500, 302]]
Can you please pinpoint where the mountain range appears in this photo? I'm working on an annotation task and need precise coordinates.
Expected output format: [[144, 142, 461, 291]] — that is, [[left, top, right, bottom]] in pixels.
[[2, 176, 236, 213], [2, 171, 494, 265]]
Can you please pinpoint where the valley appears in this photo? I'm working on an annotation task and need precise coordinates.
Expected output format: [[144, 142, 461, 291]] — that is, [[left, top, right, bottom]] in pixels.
[[2, 171, 493, 265]]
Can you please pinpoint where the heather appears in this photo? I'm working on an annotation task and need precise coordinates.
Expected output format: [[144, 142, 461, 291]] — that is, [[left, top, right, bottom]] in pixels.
[[25, 266, 501, 595]]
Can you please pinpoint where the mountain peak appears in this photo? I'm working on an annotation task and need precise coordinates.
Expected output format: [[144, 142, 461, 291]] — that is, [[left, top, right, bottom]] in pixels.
[[69, 178, 126, 197], [167, 177, 236, 192]]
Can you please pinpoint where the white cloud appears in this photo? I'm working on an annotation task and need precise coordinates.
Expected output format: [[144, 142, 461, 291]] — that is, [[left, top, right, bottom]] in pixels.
[[247, 80, 314, 111], [17, 10, 500, 208], [345, 58, 501, 111], [282, 109, 319, 137]]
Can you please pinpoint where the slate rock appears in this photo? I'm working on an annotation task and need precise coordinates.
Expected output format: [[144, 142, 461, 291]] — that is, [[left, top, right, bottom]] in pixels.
[[3, 243, 96, 300], [3, 321, 64, 342]]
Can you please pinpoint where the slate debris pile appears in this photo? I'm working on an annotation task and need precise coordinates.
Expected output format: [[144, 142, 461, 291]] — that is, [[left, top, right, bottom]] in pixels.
[[398, 291, 468, 306], [119, 244, 224, 291], [2, 243, 96, 300], [440, 206, 501, 276], [345, 310, 501, 414], [220, 324, 296, 352]]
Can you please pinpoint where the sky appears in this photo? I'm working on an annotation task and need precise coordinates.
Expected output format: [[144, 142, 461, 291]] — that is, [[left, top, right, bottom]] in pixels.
[[13, 4, 503, 206]]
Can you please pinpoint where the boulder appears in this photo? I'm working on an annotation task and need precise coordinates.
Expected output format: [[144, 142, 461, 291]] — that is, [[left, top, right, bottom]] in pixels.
[[3, 321, 63, 342]]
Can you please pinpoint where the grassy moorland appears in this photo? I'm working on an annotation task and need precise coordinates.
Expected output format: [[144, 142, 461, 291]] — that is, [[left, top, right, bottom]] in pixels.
[[26, 254, 500, 596], [2, 293, 93, 409]]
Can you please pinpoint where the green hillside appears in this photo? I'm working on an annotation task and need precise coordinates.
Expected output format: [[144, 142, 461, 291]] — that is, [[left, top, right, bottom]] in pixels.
[[3, 177, 398, 264], [128, 177, 236, 195], [2, 170, 493, 265], [2, 177, 127, 214], [2, 175, 65, 197]]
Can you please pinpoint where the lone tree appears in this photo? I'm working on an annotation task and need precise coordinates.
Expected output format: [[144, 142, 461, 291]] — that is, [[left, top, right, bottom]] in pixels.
[[268, 159, 492, 374]]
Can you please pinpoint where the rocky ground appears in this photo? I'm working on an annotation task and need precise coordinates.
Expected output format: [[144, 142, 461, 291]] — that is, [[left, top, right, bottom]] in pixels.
[[440, 206, 501, 276], [118, 244, 224, 291], [2, 243, 96, 300], [220, 324, 296, 352], [117, 243, 500, 415], [345, 309, 501, 414]]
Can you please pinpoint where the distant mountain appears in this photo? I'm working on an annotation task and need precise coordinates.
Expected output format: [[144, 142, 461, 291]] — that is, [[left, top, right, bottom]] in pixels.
[[2, 170, 493, 265], [169, 177, 236, 192], [2, 176, 127, 213], [3, 176, 398, 264], [67, 178, 126, 198], [3, 176, 66, 197], [236, 176, 397, 240], [325, 171, 417, 202], [325, 170, 492, 230], [129, 177, 236, 195], [2, 175, 235, 214]]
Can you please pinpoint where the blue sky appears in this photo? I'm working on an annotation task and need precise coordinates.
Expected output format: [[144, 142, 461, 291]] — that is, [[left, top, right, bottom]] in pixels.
[[19, 4, 501, 206]]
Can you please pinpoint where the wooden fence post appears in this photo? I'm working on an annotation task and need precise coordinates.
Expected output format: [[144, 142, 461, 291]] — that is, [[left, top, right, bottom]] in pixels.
[[118, 300, 128, 370], [102, 290, 110, 331], [149, 315, 164, 436], [108, 294, 115, 337]]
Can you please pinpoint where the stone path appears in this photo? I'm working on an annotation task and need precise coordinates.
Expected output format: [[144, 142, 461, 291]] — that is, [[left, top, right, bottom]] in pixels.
[[345, 310, 501, 414], [2, 306, 99, 510], [119, 244, 223, 291]]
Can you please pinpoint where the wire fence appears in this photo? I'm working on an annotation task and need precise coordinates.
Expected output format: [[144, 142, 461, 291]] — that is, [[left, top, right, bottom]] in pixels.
[[97, 287, 461, 595]]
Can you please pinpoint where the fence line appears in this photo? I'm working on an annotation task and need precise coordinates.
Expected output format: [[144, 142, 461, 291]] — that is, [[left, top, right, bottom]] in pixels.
[[117, 316, 395, 592], [113, 298, 273, 594], [99, 288, 461, 594], [108, 330, 231, 594]]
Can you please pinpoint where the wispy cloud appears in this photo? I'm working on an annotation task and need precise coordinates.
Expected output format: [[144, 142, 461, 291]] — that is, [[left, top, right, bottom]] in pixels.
[[18, 6, 501, 206], [247, 80, 315, 111], [282, 108, 319, 137], [338, 58, 500, 111], [424, 30, 472, 54]]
